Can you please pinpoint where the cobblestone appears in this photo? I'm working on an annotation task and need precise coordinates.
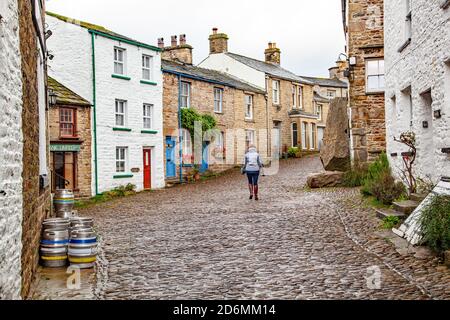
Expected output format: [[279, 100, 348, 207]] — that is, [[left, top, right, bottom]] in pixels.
[[31, 156, 449, 300]]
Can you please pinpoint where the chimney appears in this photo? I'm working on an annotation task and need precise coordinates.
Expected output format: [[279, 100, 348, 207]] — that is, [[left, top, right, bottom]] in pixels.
[[157, 38, 164, 49], [209, 28, 228, 54], [329, 60, 348, 80], [161, 34, 193, 65], [265, 42, 281, 65]]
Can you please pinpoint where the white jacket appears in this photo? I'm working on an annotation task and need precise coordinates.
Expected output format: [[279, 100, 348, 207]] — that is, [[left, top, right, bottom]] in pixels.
[[244, 148, 263, 172]]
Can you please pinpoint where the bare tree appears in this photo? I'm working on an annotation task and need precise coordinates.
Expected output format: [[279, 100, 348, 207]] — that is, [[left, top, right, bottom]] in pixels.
[[394, 131, 417, 194]]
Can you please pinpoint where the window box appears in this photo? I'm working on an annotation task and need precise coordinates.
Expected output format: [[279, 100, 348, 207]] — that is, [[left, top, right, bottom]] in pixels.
[[140, 80, 157, 86], [141, 130, 158, 134], [113, 174, 134, 179], [113, 127, 132, 132], [112, 74, 131, 81]]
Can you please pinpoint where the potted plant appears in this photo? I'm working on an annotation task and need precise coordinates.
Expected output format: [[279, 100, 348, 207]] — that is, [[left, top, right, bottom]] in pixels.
[[192, 165, 201, 181]]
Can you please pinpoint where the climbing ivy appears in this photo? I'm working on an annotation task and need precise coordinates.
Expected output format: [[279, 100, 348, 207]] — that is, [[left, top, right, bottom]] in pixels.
[[181, 108, 217, 138]]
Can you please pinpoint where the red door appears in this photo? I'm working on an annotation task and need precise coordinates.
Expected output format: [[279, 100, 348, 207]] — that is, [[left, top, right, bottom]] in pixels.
[[143, 149, 151, 190]]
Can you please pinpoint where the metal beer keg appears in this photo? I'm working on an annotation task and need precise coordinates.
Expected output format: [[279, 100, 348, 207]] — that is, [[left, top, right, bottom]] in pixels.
[[68, 228, 98, 269], [54, 189, 75, 216], [40, 228, 69, 268]]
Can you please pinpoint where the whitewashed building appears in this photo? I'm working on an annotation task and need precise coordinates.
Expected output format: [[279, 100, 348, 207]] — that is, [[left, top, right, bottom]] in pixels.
[[384, 0, 450, 183], [46, 12, 165, 195]]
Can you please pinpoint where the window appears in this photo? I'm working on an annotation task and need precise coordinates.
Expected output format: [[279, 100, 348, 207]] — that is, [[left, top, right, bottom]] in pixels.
[[181, 82, 191, 108], [310, 123, 316, 150], [245, 94, 253, 120], [297, 86, 303, 109], [143, 104, 153, 129], [116, 147, 127, 173], [60, 108, 76, 137], [245, 130, 256, 149], [213, 131, 225, 159], [301, 122, 308, 150], [214, 88, 223, 113], [291, 123, 298, 147], [366, 59, 385, 93], [317, 104, 323, 121], [114, 47, 126, 75], [292, 85, 297, 108], [142, 55, 153, 80], [327, 90, 336, 98], [115, 100, 127, 127], [272, 80, 280, 104], [182, 130, 193, 164]]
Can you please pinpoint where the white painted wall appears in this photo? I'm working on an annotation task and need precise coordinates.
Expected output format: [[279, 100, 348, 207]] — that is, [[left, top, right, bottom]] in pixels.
[[199, 53, 267, 90], [385, 0, 450, 184], [0, 0, 23, 300], [46, 15, 165, 195]]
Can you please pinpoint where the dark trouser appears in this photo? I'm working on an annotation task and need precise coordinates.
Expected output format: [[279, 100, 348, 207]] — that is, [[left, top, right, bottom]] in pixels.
[[247, 171, 260, 186]]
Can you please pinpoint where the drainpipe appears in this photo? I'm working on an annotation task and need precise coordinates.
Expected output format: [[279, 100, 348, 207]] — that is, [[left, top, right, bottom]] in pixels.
[[265, 75, 271, 160], [178, 74, 183, 183], [90, 32, 99, 195]]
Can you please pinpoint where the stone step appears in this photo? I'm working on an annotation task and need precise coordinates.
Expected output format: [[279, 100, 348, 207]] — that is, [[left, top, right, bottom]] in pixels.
[[393, 200, 419, 215], [375, 208, 407, 221], [410, 193, 427, 202]]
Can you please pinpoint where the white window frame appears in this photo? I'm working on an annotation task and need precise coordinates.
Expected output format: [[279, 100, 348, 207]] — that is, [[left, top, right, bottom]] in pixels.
[[317, 104, 323, 121], [214, 88, 223, 113], [245, 130, 256, 148], [143, 104, 153, 129], [181, 81, 191, 108], [142, 54, 153, 81], [292, 85, 297, 109], [310, 123, 316, 150], [181, 129, 193, 164], [366, 59, 385, 93], [115, 147, 128, 173], [115, 99, 127, 127], [301, 122, 307, 150], [291, 122, 299, 147], [245, 94, 253, 120], [114, 47, 126, 75], [272, 80, 280, 105], [297, 85, 303, 109], [327, 90, 336, 98]]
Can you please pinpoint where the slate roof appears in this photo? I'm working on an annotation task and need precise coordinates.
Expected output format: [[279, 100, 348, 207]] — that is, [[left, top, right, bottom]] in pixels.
[[314, 92, 331, 103], [225, 53, 313, 85], [46, 12, 160, 51], [48, 77, 91, 106], [300, 76, 348, 88], [162, 60, 266, 94]]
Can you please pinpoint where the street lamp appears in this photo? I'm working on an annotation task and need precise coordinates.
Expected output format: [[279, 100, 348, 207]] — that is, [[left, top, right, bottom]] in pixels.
[[48, 89, 57, 106]]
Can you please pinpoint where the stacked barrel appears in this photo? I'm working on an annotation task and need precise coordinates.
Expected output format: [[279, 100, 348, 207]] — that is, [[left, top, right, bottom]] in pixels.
[[68, 218, 98, 269], [53, 189, 75, 219], [40, 218, 70, 267]]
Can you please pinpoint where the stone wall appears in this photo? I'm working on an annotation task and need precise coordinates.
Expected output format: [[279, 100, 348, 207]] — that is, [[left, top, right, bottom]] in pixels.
[[347, 0, 386, 162], [0, 0, 24, 300], [385, 0, 450, 183]]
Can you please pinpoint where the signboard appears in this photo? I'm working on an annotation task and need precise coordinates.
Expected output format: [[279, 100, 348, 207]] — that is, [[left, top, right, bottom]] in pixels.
[[131, 168, 140, 173], [50, 144, 81, 152], [393, 178, 450, 245]]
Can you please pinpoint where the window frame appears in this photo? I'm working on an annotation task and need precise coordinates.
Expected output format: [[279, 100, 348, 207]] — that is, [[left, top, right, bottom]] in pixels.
[[143, 103, 153, 129], [181, 129, 193, 164], [365, 59, 385, 94], [115, 147, 128, 173], [115, 99, 127, 127], [272, 80, 280, 105], [214, 88, 224, 113], [310, 123, 316, 150], [114, 47, 126, 76], [317, 104, 323, 121], [142, 54, 153, 81], [59, 107, 77, 138], [245, 129, 256, 149], [301, 122, 308, 150], [297, 85, 303, 109], [245, 94, 254, 120], [180, 81, 191, 108]]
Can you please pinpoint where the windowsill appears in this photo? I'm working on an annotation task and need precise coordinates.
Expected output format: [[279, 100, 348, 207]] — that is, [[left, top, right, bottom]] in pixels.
[[141, 130, 158, 134], [140, 80, 157, 86], [112, 74, 131, 81], [113, 127, 132, 132], [245, 118, 255, 123], [365, 90, 385, 95], [214, 111, 224, 115], [182, 164, 194, 168], [113, 174, 134, 179], [59, 136, 80, 140], [398, 38, 411, 53]]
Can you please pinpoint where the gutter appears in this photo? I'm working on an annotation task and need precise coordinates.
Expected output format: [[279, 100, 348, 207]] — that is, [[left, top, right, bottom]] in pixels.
[[90, 32, 99, 195], [163, 69, 238, 90], [31, 0, 46, 58], [177, 74, 183, 183], [88, 29, 162, 52]]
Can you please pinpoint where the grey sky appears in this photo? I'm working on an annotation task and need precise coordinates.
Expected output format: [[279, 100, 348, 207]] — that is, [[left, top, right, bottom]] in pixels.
[[45, 0, 345, 77]]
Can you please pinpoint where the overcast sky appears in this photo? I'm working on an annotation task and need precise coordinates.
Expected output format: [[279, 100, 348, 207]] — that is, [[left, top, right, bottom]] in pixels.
[[45, 0, 345, 77]]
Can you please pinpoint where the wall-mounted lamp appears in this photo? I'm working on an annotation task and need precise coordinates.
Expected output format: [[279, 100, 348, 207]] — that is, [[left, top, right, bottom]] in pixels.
[[422, 121, 429, 129], [48, 89, 57, 106], [434, 109, 442, 119], [45, 29, 53, 40]]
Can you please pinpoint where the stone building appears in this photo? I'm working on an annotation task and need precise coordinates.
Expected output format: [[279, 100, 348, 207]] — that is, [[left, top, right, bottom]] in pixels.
[[46, 12, 165, 194], [159, 36, 267, 181], [48, 77, 92, 199], [0, 0, 51, 299], [199, 29, 323, 156], [341, 0, 386, 162], [384, 0, 450, 183]]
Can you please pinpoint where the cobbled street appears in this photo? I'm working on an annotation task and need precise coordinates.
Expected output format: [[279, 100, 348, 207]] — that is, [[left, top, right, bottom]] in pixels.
[[31, 156, 449, 300]]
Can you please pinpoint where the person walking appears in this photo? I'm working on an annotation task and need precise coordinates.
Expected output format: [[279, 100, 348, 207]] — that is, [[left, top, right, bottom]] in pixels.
[[242, 145, 263, 201]]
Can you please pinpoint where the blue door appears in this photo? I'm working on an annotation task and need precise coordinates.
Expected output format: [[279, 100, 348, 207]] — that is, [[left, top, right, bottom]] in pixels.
[[200, 142, 209, 173], [165, 137, 176, 178]]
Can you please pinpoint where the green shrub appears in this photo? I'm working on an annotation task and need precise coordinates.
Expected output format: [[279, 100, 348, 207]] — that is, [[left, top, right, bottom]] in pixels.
[[125, 183, 136, 192], [419, 195, 450, 253], [343, 162, 369, 187], [367, 171, 406, 205], [287, 147, 300, 158], [181, 108, 217, 138], [382, 216, 401, 229]]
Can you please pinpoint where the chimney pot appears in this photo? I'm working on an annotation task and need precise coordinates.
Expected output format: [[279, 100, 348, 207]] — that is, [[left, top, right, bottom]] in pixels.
[[213, 28, 218, 35], [180, 34, 186, 45], [157, 38, 164, 49], [171, 35, 178, 47]]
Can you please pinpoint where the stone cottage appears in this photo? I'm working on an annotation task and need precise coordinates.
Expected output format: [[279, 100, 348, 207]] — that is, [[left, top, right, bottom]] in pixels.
[[48, 77, 92, 199], [384, 0, 450, 183], [0, 0, 51, 299], [341, 0, 386, 162], [46, 12, 165, 194], [199, 29, 323, 156], [160, 36, 267, 182]]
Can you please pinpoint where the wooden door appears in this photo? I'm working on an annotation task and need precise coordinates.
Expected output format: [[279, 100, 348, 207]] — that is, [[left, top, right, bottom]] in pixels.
[[143, 149, 151, 189]]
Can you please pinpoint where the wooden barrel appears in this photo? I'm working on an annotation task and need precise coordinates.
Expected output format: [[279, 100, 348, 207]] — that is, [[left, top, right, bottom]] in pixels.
[[54, 189, 75, 215], [68, 228, 97, 269], [40, 229, 69, 268]]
